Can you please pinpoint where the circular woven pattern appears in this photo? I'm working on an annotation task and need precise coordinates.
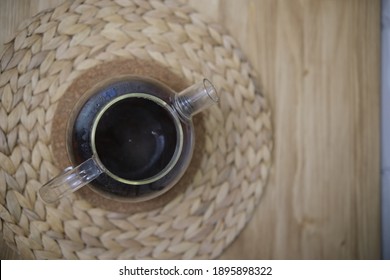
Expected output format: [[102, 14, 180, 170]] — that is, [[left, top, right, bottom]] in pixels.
[[0, 0, 273, 259]]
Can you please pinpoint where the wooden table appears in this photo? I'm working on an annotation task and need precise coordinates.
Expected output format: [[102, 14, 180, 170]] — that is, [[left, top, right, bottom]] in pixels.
[[0, 0, 381, 259]]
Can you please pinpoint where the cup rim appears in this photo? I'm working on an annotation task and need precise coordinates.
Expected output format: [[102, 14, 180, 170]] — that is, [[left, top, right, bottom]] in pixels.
[[90, 93, 184, 185]]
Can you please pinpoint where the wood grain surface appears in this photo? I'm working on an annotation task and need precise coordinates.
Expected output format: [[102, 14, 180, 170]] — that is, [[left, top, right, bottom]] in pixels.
[[0, 0, 381, 259]]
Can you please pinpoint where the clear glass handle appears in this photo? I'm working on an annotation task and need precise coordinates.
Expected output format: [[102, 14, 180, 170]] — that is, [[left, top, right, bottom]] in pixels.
[[174, 78, 219, 120], [38, 157, 103, 203]]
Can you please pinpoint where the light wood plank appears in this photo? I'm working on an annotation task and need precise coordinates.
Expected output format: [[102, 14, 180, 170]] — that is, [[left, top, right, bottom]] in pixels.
[[215, 0, 381, 259]]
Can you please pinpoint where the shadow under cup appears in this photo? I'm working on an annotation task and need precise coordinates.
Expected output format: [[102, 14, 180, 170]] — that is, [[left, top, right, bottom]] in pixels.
[[91, 93, 183, 185]]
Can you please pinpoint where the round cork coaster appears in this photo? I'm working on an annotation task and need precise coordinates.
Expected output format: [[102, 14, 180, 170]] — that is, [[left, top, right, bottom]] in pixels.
[[0, 0, 273, 259], [51, 58, 206, 213]]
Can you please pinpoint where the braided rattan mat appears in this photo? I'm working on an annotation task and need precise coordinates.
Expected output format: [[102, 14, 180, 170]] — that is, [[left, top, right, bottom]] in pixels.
[[0, 0, 273, 259]]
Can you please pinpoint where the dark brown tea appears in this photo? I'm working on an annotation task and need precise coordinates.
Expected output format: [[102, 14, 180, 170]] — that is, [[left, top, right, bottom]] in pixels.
[[94, 96, 178, 181]]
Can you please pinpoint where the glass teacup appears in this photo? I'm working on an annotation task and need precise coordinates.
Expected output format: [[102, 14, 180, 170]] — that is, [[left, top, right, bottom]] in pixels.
[[39, 76, 218, 203]]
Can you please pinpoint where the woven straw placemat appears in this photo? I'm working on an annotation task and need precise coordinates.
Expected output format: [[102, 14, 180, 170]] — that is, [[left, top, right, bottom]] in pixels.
[[0, 0, 273, 259]]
